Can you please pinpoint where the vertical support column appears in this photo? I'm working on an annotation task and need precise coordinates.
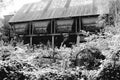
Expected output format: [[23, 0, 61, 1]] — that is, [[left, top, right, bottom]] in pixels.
[[52, 19, 56, 49], [75, 18, 80, 46], [79, 17, 81, 32], [29, 23, 31, 35], [76, 18, 78, 45], [54, 19, 56, 34], [29, 22, 33, 46], [76, 34, 80, 46], [51, 20, 54, 49], [52, 35, 54, 49], [13, 25, 16, 36], [76, 17, 82, 46], [30, 36, 33, 46], [51, 20, 53, 34], [75, 18, 78, 33]]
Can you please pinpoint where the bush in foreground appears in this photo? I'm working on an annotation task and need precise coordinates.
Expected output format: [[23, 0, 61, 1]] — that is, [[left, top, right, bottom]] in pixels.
[[96, 63, 120, 80]]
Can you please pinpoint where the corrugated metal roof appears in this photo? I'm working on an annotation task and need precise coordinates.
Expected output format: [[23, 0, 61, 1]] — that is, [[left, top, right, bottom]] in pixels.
[[9, 0, 112, 23]]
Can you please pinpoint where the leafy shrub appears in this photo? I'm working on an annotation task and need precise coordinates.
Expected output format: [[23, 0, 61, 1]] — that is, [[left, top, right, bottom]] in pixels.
[[37, 71, 87, 80], [96, 64, 120, 80], [76, 47, 105, 70], [0, 60, 29, 80]]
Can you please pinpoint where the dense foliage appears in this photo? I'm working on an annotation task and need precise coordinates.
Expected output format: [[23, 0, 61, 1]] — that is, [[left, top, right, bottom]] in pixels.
[[97, 64, 120, 80], [0, 0, 120, 80], [0, 31, 120, 80]]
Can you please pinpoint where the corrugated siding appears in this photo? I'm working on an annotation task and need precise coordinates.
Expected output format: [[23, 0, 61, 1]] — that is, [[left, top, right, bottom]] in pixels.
[[9, 0, 112, 23]]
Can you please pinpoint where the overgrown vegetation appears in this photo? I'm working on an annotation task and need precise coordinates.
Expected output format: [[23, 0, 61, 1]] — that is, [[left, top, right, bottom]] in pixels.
[[0, 0, 120, 80]]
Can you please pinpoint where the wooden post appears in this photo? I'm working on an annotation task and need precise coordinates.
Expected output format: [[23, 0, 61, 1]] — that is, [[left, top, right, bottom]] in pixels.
[[76, 17, 82, 46], [52, 35, 54, 49], [30, 22, 33, 46], [51, 20, 53, 34], [76, 34, 80, 46], [29, 26, 30, 36], [75, 18, 78, 33], [54, 19, 56, 34], [79, 17, 81, 32], [51, 20, 55, 49], [52, 19, 56, 49], [13, 25, 16, 35], [30, 36, 33, 46]]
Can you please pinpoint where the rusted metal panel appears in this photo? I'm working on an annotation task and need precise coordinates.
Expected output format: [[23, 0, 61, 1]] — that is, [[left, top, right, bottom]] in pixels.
[[33, 21, 50, 34], [56, 19, 73, 32], [34, 27, 47, 34], [82, 17, 98, 24], [57, 19, 73, 25], [14, 23, 28, 34], [14, 23, 27, 29], [81, 16, 101, 32], [9, 0, 112, 23], [33, 21, 50, 27]]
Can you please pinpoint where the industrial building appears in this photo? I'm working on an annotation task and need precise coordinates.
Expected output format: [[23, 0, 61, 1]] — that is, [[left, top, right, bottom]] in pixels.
[[9, 0, 112, 48]]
